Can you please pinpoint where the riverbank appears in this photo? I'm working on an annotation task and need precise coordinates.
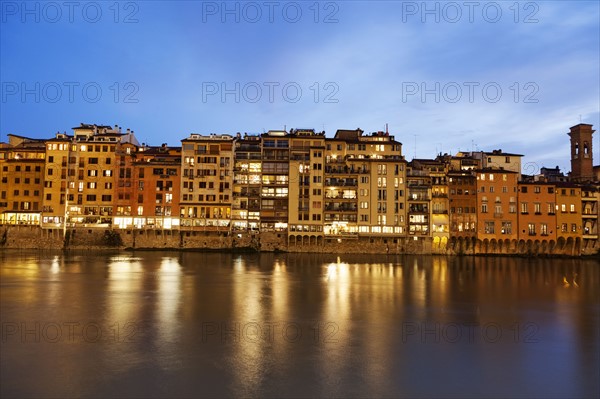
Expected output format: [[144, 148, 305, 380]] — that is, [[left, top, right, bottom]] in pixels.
[[1, 225, 598, 257]]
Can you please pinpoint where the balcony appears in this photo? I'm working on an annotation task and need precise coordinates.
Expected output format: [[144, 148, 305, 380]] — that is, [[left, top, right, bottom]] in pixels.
[[408, 195, 430, 201], [325, 166, 369, 174], [325, 179, 358, 187], [494, 212, 503, 218], [324, 204, 357, 212], [407, 170, 429, 177], [324, 194, 357, 200]]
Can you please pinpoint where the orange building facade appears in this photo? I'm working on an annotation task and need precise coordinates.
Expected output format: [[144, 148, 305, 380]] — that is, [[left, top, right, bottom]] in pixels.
[[517, 182, 557, 241]]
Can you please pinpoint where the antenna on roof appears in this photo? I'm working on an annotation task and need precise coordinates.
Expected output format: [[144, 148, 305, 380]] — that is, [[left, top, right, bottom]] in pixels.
[[413, 134, 417, 159]]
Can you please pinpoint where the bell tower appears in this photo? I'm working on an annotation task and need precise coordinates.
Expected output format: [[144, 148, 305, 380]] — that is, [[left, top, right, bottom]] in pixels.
[[568, 123, 594, 182]]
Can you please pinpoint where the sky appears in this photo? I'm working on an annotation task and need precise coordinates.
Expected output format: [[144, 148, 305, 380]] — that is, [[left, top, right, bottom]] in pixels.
[[1, 0, 599, 174]]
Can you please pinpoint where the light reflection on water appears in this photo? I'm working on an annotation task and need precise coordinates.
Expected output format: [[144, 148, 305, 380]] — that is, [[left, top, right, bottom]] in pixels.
[[0, 250, 598, 398]]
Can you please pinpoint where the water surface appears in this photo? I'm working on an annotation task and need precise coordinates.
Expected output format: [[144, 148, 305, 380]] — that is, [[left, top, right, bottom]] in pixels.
[[1, 250, 598, 398]]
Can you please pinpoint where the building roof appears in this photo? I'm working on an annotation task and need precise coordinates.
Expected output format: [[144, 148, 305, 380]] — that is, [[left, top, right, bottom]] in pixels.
[[475, 168, 519, 174], [72, 123, 113, 130], [482, 150, 524, 157], [334, 129, 363, 141]]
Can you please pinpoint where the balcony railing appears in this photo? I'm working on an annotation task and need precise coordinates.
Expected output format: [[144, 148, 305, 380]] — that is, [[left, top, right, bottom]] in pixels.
[[325, 179, 358, 187]]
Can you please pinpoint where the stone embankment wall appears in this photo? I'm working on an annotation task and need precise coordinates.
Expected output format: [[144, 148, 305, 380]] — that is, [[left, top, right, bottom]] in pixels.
[[1, 226, 598, 257]]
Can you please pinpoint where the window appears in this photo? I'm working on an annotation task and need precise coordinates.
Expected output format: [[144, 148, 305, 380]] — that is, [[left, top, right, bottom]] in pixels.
[[540, 224, 548, 236], [534, 203, 541, 214], [570, 204, 575, 213], [561, 223, 567, 232], [571, 224, 577, 233], [521, 186, 527, 193], [534, 186, 541, 193], [521, 202, 528, 214], [481, 204, 488, 213], [484, 221, 495, 234], [528, 223, 536, 236], [501, 221, 512, 234]]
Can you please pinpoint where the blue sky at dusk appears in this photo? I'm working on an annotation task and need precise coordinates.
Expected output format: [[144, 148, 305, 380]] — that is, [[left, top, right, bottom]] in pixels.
[[1, 0, 599, 173]]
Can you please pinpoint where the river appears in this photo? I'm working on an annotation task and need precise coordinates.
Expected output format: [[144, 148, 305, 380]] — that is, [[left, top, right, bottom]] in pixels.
[[1, 250, 598, 398]]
